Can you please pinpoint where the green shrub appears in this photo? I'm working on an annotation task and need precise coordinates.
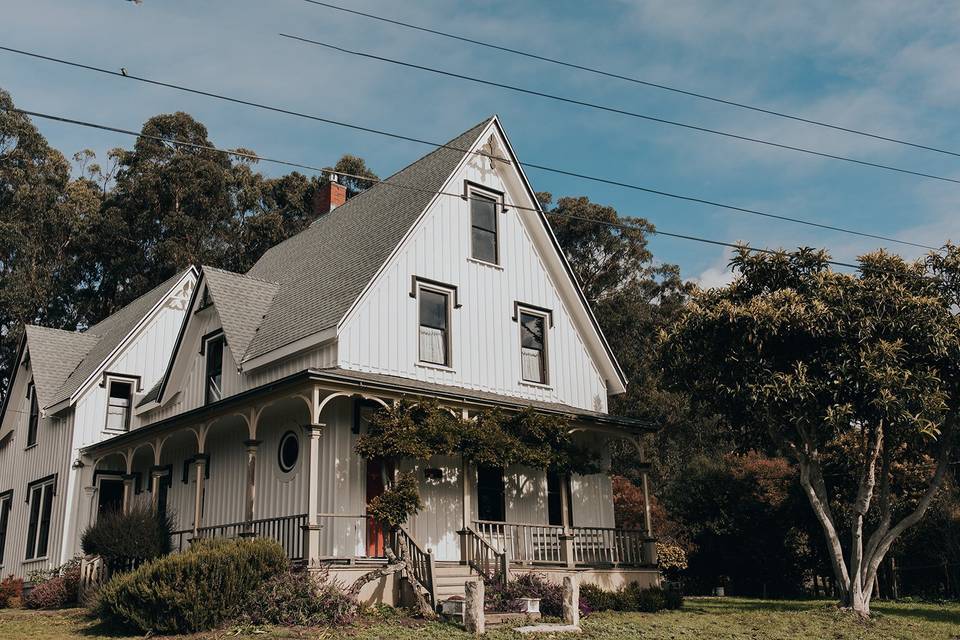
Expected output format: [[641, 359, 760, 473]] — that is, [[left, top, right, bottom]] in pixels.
[[367, 472, 423, 528], [94, 537, 289, 634], [81, 501, 174, 574], [579, 582, 679, 613], [242, 568, 355, 626], [0, 575, 23, 608]]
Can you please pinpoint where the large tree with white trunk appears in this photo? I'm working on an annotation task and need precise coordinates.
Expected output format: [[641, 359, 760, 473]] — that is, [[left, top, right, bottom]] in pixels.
[[660, 246, 960, 616]]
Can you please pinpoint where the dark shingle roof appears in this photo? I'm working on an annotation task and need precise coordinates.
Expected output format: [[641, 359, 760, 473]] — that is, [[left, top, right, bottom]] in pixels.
[[201, 267, 279, 363], [23, 326, 100, 409], [244, 117, 494, 361], [47, 269, 193, 407]]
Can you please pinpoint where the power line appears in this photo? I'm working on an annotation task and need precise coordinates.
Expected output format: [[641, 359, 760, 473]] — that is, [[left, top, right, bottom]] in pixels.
[[301, 0, 960, 160], [281, 33, 960, 188], [2, 106, 883, 272], [0, 45, 936, 251]]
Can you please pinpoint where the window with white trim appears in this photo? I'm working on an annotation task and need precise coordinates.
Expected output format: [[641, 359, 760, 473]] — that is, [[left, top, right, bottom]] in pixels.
[[205, 334, 225, 404], [105, 378, 134, 431], [470, 190, 499, 264], [26, 382, 39, 447], [0, 490, 11, 566], [519, 310, 548, 384], [25, 477, 55, 560], [418, 287, 451, 367]]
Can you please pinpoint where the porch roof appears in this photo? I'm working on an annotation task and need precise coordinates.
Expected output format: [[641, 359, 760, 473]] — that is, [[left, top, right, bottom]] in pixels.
[[81, 366, 656, 457]]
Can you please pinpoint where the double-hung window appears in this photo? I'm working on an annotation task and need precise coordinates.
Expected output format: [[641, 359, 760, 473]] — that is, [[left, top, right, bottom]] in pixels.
[[0, 490, 11, 566], [204, 334, 225, 404], [418, 287, 451, 367], [519, 309, 549, 384], [25, 477, 55, 561], [105, 378, 134, 431], [26, 382, 39, 447], [470, 191, 499, 265]]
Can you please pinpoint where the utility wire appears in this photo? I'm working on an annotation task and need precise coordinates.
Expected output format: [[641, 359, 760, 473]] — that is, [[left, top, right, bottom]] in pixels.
[[4, 106, 890, 273], [0, 46, 936, 252], [301, 0, 960, 160], [281, 33, 960, 187]]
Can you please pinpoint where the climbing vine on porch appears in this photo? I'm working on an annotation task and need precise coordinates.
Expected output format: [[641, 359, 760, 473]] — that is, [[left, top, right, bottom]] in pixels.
[[355, 399, 600, 476]]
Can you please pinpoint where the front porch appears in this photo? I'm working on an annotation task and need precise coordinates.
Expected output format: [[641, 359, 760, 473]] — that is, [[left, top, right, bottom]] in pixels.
[[78, 370, 659, 602]]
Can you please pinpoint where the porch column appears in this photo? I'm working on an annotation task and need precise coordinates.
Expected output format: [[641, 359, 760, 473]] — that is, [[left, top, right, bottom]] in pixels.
[[301, 423, 324, 564], [559, 474, 576, 568], [192, 455, 207, 538], [121, 474, 137, 514], [150, 467, 164, 511], [242, 439, 261, 536], [458, 457, 473, 564]]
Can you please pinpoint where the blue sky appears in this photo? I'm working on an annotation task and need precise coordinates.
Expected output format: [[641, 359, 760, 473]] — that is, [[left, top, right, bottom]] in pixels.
[[5, 0, 960, 285]]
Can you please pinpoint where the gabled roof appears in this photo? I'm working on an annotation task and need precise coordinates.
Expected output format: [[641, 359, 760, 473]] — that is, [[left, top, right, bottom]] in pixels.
[[45, 269, 194, 408], [23, 326, 100, 409], [244, 117, 494, 361], [201, 267, 279, 363]]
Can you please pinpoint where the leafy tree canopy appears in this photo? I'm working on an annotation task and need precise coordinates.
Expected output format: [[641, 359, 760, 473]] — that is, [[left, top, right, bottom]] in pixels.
[[661, 245, 960, 615]]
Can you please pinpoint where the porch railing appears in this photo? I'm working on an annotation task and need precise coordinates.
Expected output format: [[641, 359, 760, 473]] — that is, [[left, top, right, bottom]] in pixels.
[[172, 513, 307, 560], [571, 526, 648, 567], [474, 521, 653, 567], [391, 526, 436, 610], [463, 526, 508, 584], [474, 520, 565, 565]]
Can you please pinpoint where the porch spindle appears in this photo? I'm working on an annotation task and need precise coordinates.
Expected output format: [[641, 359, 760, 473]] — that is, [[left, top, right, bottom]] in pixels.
[[302, 423, 324, 564], [242, 439, 261, 536]]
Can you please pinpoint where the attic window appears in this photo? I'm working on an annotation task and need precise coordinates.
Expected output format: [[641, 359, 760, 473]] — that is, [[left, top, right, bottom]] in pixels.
[[26, 382, 39, 448], [205, 334, 225, 404], [466, 182, 502, 266], [105, 378, 134, 432]]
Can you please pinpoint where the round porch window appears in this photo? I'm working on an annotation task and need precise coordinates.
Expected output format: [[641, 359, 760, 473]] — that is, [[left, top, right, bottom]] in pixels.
[[278, 430, 299, 473]]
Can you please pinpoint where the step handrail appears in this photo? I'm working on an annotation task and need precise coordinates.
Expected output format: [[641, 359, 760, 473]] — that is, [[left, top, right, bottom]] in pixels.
[[392, 526, 436, 610], [465, 526, 508, 585]]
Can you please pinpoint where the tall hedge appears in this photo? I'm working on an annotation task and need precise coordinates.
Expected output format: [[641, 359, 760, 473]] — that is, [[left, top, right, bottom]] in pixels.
[[94, 538, 289, 634]]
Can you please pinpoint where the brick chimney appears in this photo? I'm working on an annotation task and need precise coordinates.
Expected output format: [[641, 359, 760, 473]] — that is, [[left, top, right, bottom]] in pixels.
[[314, 177, 348, 216]]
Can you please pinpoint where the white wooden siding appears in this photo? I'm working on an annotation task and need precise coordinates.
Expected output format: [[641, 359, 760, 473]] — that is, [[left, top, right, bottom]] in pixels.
[[0, 360, 75, 577], [338, 144, 609, 413]]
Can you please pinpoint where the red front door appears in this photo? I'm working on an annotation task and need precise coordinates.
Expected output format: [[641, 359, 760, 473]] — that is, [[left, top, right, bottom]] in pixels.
[[366, 460, 386, 557]]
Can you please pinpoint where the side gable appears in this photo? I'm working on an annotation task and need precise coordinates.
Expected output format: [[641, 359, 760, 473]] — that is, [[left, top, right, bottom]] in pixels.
[[23, 326, 99, 410], [149, 266, 250, 411], [337, 117, 626, 408]]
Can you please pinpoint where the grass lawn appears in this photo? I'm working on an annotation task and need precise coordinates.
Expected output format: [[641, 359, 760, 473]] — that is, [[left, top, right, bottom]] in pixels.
[[1, 598, 958, 639]]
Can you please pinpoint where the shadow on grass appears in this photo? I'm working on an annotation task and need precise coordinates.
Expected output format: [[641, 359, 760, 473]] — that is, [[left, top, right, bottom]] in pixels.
[[873, 604, 960, 626], [690, 597, 835, 615], [72, 610, 138, 638]]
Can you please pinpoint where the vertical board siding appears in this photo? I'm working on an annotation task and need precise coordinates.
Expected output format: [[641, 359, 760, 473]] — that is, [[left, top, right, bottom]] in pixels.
[[338, 146, 609, 413], [0, 360, 75, 577], [405, 456, 463, 561]]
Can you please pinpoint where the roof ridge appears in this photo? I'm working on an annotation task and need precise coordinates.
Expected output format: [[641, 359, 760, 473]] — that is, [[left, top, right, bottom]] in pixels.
[[25, 324, 102, 339]]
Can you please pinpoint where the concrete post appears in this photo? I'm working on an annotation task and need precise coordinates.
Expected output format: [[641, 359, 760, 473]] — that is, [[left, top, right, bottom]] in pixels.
[[562, 575, 580, 627], [464, 579, 485, 635], [242, 439, 261, 536], [301, 424, 324, 564]]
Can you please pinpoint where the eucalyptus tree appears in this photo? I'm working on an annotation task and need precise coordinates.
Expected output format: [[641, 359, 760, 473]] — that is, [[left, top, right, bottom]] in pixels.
[[661, 246, 960, 616]]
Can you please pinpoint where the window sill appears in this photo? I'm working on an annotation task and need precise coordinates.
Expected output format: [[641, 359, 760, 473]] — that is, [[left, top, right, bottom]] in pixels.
[[467, 257, 504, 271], [22, 556, 48, 565], [519, 380, 553, 391], [415, 361, 457, 374], [24, 443, 38, 452], [103, 428, 129, 436]]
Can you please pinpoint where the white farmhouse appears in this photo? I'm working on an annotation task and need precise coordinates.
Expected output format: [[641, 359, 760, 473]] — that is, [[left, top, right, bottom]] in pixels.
[[0, 117, 658, 605]]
